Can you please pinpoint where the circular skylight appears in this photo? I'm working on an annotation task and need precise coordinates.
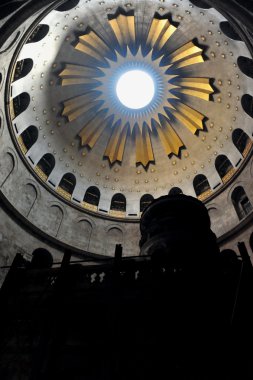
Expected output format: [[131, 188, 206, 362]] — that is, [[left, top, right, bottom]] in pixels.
[[116, 70, 155, 109]]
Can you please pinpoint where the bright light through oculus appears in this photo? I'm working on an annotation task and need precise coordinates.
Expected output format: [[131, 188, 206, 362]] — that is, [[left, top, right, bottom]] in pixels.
[[116, 70, 155, 109]]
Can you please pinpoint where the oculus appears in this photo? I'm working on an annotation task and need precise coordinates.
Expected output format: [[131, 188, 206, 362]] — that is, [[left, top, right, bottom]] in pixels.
[[116, 70, 155, 110]]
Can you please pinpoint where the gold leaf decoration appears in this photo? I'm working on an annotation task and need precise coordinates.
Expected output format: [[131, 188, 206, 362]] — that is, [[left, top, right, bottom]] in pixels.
[[156, 118, 184, 156], [104, 123, 129, 164], [146, 17, 176, 52], [135, 124, 154, 167], [60, 10, 214, 167]]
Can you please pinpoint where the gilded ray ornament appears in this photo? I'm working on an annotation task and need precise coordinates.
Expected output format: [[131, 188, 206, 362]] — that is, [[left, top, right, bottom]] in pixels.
[[60, 10, 214, 167]]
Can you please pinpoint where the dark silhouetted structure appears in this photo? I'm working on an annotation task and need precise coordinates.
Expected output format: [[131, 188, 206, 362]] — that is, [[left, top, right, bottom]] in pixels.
[[0, 195, 252, 379]]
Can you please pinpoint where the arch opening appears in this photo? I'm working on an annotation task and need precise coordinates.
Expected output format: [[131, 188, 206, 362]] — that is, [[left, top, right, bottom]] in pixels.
[[238, 56, 253, 79], [232, 129, 252, 157], [37, 153, 55, 178], [140, 194, 154, 212], [84, 186, 100, 207], [241, 94, 253, 118], [231, 186, 253, 220], [215, 155, 234, 183], [56, 0, 80, 11], [169, 187, 183, 196], [189, 0, 211, 9], [27, 24, 49, 43], [20, 126, 38, 152], [12, 92, 30, 119], [220, 21, 242, 41], [58, 173, 76, 199], [193, 174, 211, 198], [13, 59, 33, 81], [110, 194, 126, 213]]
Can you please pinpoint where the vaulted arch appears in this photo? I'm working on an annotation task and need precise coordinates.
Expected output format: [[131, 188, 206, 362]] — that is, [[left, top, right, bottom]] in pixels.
[[11, 92, 30, 119], [169, 187, 183, 195], [13, 58, 33, 81], [140, 194, 154, 212], [27, 24, 49, 43], [84, 186, 100, 206], [232, 129, 252, 157], [193, 174, 212, 200], [110, 193, 126, 216], [57, 173, 76, 200], [83, 186, 100, 211], [19, 126, 38, 153], [35, 153, 55, 180], [231, 186, 253, 220], [215, 155, 235, 183], [106, 227, 123, 256]]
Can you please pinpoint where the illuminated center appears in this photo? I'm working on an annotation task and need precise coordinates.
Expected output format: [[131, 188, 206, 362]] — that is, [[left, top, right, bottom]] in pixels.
[[116, 70, 155, 109]]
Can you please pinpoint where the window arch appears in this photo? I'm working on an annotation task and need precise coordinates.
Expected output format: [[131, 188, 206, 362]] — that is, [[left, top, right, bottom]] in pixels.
[[241, 94, 253, 118], [13, 59, 33, 81], [231, 186, 253, 220], [110, 193, 126, 212], [84, 186, 100, 206], [140, 194, 154, 212], [193, 174, 211, 198], [20, 126, 38, 152], [58, 173, 76, 199], [220, 21, 242, 41], [189, 0, 211, 9], [37, 153, 55, 178], [56, 0, 80, 11], [169, 187, 183, 195], [12, 92, 30, 119], [215, 155, 234, 182], [232, 129, 252, 157], [27, 24, 49, 43], [238, 56, 253, 79]]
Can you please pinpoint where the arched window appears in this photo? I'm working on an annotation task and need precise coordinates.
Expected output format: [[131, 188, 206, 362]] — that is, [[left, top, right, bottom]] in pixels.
[[241, 94, 253, 118], [140, 194, 154, 212], [231, 186, 253, 220], [58, 173, 76, 197], [84, 186, 100, 206], [12, 92, 30, 119], [193, 175, 211, 198], [13, 59, 33, 81], [56, 0, 80, 11], [232, 129, 252, 157], [220, 21, 242, 41], [20, 126, 38, 151], [27, 24, 49, 43], [169, 187, 183, 195], [238, 56, 253, 79], [215, 155, 234, 181], [110, 193, 126, 212], [37, 153, 55, 177], [189, 0, 211, 8]]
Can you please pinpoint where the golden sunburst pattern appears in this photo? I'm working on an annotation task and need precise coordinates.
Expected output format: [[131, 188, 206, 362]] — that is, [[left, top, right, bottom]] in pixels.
[[60, 11, 214, 167]]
